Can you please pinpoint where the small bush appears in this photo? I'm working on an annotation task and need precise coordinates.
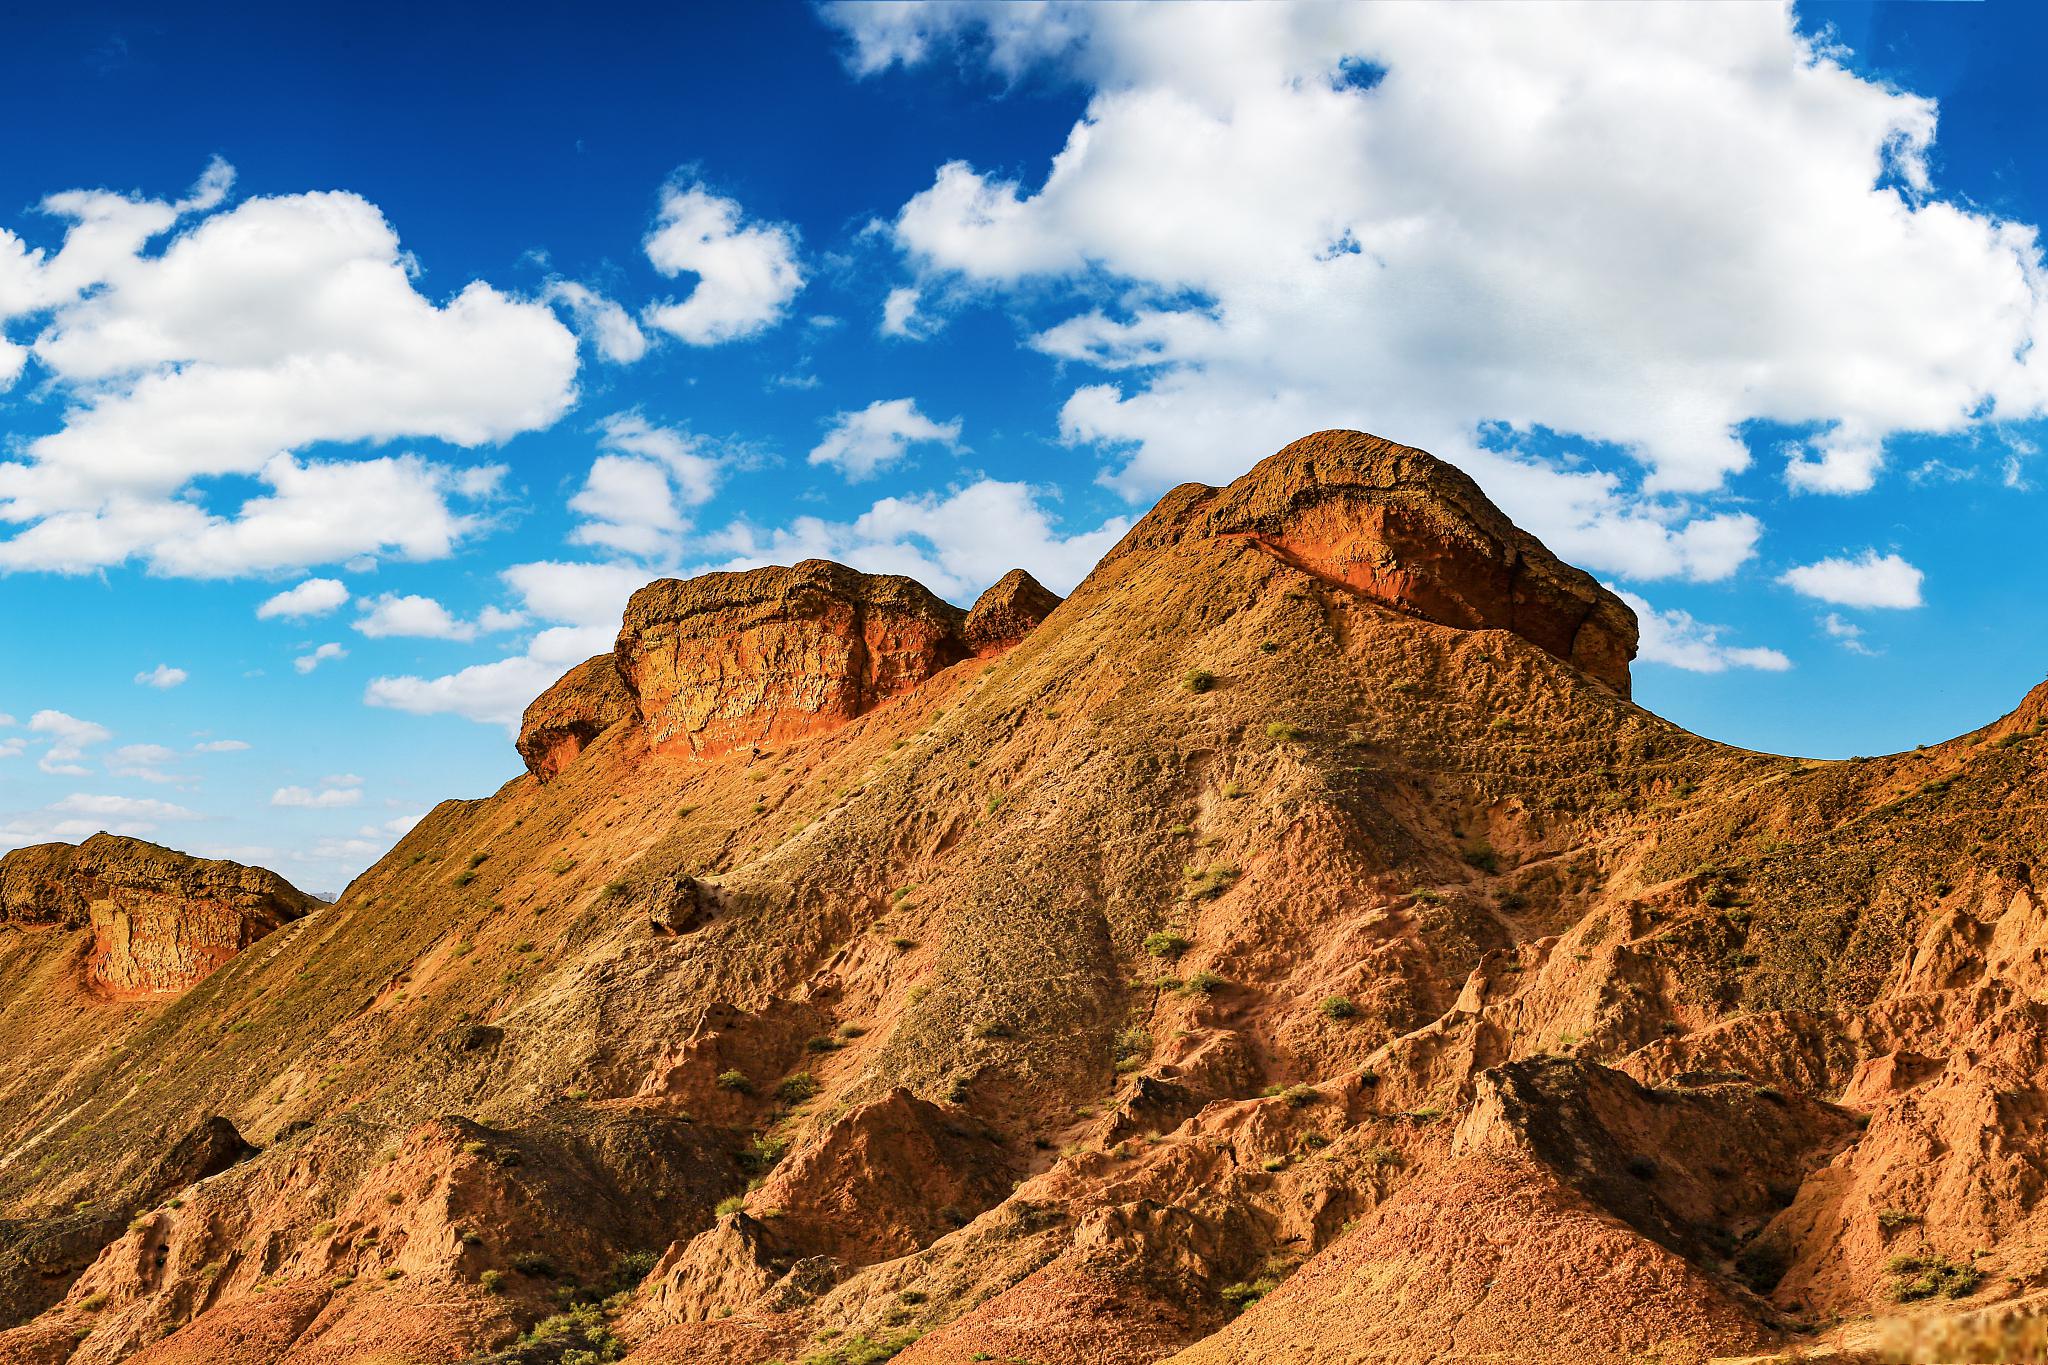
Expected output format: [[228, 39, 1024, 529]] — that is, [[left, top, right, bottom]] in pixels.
[[452, 870, 476, 887], [1317, 995, 1357, 1021], [1265, 721, 1305, 741], [1367, 1143, 1403, 1168], [776, 1073, 821, 1104], [548, 858, 574, 876], [478, 1268, 505, 1293], [1183, 669, 1216, 694], [1877, 1208, 1920, 1232], [601, 879, 629, 898], [1889, 1253, 1984, 1302], [716, 1194, 745, 1217], [715, 1069, 753, 1094], [511, 1251, 555, 1277], [1182, 970, 1226, 995], [78, 1292, 108, 1312], [1144, 930, 1192, 959], [1261, 1156, 1288, 1172]]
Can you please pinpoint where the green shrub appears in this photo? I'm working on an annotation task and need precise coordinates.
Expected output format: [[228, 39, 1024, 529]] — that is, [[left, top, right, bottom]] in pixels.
[[601, 879, 629, 898], [1461, 844, 1499, 873], [776, 1073, 821, 1104], [1888, 1253, 1983, 1302], [1265, 721, 1305, 741], [715, 1069, 752, 1094], [1877, 1208, 1920, 1232], [1317, 995, 1357, 1021], [1182, 970, 1226, 995], [478, 1268, 505, 1293], [1144, 930, 1192, 959], [716, 1194, 745, 1217], [1183, 669, 1216, 694], [469, 1301, 626, 1363]]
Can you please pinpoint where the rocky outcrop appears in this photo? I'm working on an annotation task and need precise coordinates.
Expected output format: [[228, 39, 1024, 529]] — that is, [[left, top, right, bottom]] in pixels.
[[612, 559, 972, 758], [963, 569, 1062, 655], [0, 835, 316, 1000], [1104, 429, 1639, 694], [516, 652, 639, 781]]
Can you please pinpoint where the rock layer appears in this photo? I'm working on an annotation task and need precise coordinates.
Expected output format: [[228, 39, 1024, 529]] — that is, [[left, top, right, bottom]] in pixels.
[[1104, 428, 1639, 694], [612, 559, 973, 759], [0, 834, 317, 999]]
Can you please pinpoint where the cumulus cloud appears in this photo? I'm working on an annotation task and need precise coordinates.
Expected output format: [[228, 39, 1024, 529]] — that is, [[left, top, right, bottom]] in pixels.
[[271, 782, 362, 809], [352, 592, 521, 642], [257, 577, 350, 621], [134, 663, 187, 689], [1778, 550, 1925, 609], [564, 413, 726, 561], [30, 709, 110, 775], [544, 280, 649, 363], [881, 286, 928, 338], [704, 477, 1130, 601], [809, 398, 963, 481], [294, 642, 348, 674], [108, 742, 179, 782], [642, 182, 804, 345], [1615, 590, 1790, 674], [1821, 612, 1879, 656], [832, 1, 2048, 566], [53, 792, 199, 821], [365, 622, 612, 728], [0, 163, 577, 577]]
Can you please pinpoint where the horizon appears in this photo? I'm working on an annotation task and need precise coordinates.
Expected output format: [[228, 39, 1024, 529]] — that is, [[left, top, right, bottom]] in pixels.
[[4, 0, 2048, 892]]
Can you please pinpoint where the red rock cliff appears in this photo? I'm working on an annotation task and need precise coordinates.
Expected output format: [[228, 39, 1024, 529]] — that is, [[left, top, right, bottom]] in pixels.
[[0, 833, 319, 1000], [1102, 429, 1640, 694], [612, 559, 974, 759]]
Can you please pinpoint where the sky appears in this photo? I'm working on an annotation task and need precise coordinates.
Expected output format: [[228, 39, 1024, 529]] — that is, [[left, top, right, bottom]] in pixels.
[[2, 1, 2046, 894]]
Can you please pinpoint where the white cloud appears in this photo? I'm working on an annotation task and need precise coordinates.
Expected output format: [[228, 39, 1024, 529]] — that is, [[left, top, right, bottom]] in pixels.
[[544, 280, 649, 363], [1615, 589, 1791, 675], [30, 709, 110, 775], [272, 783, 362, 809], [134, 663, 187, 689], [1820, 612, 1879, 656], [0, 164, 577, 577], [351, 592, 518, 642], [560, 413, 722, 562], [365, 622, 612, 728], [881, 285, 927, 338], [53, 792, 199, 821], [642, 182, 804, 345], [809, 398, 963, 481], [294, 642, 348, 674], [705, 477, 1129, 601], [836, 1, 2048, 555], [1778, 550, 1925, 609], [108, 742, 179, 782], [192, 738, 250, 753], [257, 577, 350, 621]]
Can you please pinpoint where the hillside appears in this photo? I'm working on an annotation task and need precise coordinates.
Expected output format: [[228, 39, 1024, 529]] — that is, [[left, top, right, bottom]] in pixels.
[[1, 430, 2045, 1365]]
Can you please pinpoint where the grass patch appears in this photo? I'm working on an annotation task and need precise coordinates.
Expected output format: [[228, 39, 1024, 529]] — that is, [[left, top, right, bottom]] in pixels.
[[1144, 930, 1192, 959]]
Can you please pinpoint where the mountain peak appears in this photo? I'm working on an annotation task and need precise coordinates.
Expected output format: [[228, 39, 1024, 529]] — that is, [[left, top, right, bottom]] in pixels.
[[1106, 429, 1638, 694]]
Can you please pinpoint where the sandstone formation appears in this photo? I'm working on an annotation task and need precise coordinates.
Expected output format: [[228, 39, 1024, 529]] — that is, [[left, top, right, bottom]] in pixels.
[[1107, 428, 1639, 694], [2, 432, 2045, 1364], [0, 833, 317, 999], [614, 559, 972, 759], [962, 569, 1062, 655], [515, 653, 638, 781]]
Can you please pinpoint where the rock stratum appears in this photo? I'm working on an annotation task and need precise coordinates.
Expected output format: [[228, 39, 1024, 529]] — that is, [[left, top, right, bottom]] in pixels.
[[2, 430, 2046, 1365]]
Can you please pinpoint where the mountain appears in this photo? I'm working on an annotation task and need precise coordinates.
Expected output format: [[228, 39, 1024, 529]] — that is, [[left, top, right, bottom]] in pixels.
[[1, 429, 2045, 1365]]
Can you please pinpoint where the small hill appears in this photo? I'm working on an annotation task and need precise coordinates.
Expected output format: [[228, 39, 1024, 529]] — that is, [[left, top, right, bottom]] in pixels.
[[1, 430, 2044, 1364]]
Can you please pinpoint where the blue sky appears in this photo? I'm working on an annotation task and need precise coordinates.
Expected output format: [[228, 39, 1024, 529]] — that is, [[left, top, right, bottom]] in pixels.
[[2, 2, 2045, 893]]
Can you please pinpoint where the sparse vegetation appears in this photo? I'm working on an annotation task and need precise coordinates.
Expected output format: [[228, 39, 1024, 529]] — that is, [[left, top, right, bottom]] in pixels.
[[1317, 995, 1357, 1021], [1184, 669, 1216, 694], [1182, 970, 1227, 995], [1144, 930, 1192, 958], [478, 1268, 505, 1293], [715, 1069, 753, 1094], [1265, 721, 1305, 741], [776, 1072, 821, 1104], [1888, 1252, 1984, 1302], [716, 1195, 745, 1217]]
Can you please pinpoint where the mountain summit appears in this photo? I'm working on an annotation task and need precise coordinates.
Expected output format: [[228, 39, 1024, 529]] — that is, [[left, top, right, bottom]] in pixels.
[[2, 432, 2044, 1364]]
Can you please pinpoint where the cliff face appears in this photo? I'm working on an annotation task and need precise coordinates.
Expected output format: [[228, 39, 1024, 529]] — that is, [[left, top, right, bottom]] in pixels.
[[0, 833, 318, 999], [3, 432, 2046, 1365]]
